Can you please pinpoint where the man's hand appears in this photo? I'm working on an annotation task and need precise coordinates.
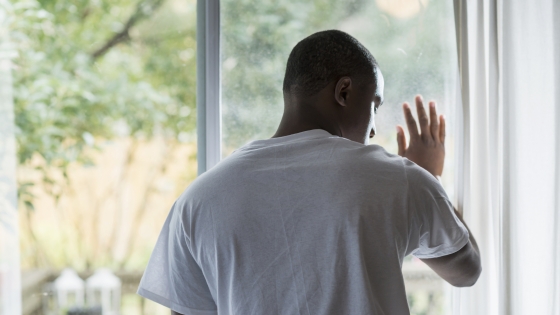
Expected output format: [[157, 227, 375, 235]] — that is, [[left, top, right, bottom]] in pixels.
[[396, 95, 445, 177]]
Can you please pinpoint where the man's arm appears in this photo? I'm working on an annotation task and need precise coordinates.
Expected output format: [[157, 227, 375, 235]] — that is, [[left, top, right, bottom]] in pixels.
[[397, 95, 481, 287], [420, 208, 481, 287]]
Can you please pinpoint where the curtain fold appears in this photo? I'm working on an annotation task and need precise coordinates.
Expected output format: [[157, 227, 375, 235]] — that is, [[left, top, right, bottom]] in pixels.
[[453, 0, 560, 314], [553, 2, 560, 314]]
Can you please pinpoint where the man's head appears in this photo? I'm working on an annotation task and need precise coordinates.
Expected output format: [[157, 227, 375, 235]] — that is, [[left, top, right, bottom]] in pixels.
[[278, 30, 384, 144]]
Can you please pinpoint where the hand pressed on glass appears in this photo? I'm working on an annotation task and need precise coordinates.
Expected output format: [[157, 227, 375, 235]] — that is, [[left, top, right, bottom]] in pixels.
[[396, 95, 445, 177]]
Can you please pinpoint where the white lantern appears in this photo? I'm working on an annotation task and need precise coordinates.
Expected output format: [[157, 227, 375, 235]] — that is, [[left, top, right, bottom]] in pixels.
[[86, 269, 121, 315], [52, 268, 85, 311]]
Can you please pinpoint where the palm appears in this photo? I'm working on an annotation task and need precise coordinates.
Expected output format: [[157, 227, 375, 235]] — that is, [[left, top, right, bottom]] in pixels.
[[396, 95, 446, 177]]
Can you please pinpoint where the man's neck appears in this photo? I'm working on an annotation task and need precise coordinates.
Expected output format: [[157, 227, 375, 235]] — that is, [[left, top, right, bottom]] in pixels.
[[272, 111, 339, 139]]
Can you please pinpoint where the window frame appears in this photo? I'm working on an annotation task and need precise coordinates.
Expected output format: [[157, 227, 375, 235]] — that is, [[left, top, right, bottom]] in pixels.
[[196, 0, 222, 174]]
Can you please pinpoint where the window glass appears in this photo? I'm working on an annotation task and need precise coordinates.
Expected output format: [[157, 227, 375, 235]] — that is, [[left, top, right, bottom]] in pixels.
[[9, 0, 197, 313], [222, 1, 459, 313]]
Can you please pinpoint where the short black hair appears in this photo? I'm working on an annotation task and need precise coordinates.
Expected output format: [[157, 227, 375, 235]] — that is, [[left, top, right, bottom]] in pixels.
[[283, 30, 378, 97]]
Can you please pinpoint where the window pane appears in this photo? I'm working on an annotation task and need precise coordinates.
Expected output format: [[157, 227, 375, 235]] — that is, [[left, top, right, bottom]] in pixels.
[[222, 1, 459, 314], [10, 0, 197, 313]]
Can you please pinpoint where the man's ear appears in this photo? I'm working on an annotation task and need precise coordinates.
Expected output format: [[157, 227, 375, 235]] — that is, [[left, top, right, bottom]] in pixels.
[[334, 77, 352, 107]]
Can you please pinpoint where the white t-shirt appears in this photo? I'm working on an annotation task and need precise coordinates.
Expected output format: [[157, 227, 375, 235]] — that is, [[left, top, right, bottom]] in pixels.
[[138, 129, 469, 315]]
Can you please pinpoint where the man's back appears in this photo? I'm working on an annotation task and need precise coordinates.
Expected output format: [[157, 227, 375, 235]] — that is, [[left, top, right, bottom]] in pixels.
[[138, 129, 469, 315]]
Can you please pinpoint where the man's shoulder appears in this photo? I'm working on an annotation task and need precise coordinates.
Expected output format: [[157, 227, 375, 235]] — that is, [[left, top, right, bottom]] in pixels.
[[176, 142, 410, 204], [344, 143, 406, 170], [175, 153, 246, 205], [400, 158, 448, 201]]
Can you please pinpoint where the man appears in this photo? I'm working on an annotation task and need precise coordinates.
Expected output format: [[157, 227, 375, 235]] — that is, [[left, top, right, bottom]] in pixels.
[[138, 30, 481, 315]]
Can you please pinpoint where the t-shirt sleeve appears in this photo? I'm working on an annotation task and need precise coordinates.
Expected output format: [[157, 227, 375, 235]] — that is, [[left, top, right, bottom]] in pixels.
[[403, 159, 470, 259], [137, 202, 218, 315]]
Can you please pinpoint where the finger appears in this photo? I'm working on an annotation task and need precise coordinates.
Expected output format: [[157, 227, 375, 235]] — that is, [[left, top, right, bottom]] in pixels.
[[396, 125, 406, 156], [439, 115, 446, 144], [429, 101, 439, 142], [415, 95, 430, 140], [403, 102, 419, 139]]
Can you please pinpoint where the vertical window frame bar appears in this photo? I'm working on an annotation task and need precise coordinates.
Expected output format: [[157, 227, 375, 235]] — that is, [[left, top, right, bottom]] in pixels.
[[197, 0, 221, 175]]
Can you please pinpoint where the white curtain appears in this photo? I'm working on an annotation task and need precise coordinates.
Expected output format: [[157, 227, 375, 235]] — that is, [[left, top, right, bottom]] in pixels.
[[453, 0, 560, 314]]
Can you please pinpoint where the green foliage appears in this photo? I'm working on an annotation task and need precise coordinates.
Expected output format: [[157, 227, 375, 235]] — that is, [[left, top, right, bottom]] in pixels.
[[6, 0, 197, 169]]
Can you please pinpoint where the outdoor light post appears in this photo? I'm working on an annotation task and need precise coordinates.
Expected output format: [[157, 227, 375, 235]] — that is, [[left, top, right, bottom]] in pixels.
[[49, 269, 86, 313], [85, 269, 122, 315]]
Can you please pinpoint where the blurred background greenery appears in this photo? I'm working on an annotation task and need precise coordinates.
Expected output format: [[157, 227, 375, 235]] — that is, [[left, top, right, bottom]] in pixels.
[[8, 0, 197, 271], [4, 0, 457, 313]]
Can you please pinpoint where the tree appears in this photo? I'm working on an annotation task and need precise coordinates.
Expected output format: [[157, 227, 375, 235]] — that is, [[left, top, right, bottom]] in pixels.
[[10, 0, 196, 168], [6, 0, 197, 269]]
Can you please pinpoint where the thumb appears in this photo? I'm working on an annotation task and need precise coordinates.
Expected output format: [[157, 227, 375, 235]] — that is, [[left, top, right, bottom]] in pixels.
[[397, 125, 406, 156]]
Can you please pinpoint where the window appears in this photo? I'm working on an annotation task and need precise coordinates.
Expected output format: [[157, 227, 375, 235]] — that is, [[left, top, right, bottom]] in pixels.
[[221, 1, 459, 313], [8, 0, 197, 313], [6, 0, 460, 313]]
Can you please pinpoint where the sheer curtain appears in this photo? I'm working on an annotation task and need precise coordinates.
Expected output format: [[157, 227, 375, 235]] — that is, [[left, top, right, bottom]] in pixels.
[[453, 0, 560, 314]]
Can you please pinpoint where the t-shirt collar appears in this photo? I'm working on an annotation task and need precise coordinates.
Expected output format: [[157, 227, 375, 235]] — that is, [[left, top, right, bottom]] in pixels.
[[245, 129, 336, 148]]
